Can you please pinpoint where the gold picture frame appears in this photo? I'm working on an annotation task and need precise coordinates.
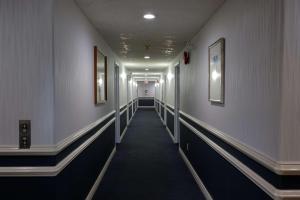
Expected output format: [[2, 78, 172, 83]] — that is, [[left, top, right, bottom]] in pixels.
[[94, 46, 107, 104]]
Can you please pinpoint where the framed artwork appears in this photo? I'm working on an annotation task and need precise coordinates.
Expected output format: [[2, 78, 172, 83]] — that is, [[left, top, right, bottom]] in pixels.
[[94, 46, 107, 104], [208, 38, 225, 104]]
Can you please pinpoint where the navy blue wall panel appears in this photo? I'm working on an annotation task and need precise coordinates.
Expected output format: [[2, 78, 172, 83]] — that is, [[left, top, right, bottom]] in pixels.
[[139, 99, 154, 106], [161, 105, 165, 120], [167, 111, 174, 135], [179, 114, 300, 190], [0, 177, 55, 200], [0, 119, 115, 200], [56, 123, 115, 199], [180, 122, 271, 200], [120, 110, 127, 136], [129, 105, 132, 120]]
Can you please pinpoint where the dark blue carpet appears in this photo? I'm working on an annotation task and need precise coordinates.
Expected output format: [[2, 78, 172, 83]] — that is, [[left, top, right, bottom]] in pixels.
[[93, 109, 205, 200]]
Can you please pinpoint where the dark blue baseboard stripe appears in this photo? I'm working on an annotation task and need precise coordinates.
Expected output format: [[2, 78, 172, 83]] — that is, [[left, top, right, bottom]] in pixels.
[[161, 105, 165, 120], [129, 106, 132, 120], [179, 114, 300, 190], [167, 110, 174, 136], [0, 121, 116, 200], [120, 111, 127, 136], [180, 122, 272, 200], [0, 113, 115, 167], [138, 99, 154, 107]]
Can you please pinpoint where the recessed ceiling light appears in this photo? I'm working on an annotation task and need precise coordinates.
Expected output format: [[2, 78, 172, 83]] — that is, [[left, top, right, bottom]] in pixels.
[[145, 68, 149, 71], [143, 13, 155, 20], [144, 56, 150, 59]]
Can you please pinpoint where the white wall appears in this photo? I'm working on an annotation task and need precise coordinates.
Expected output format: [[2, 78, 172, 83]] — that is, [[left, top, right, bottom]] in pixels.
[[137, 81, 155, 97], [132, 81, 138, 99], [53, 0, 119, 143], [0, 0, 54, 146], [166, 68, 175, 106], [169, 0, 283, 161], [119, 66, 127, 107], [279, 0, 300, 162]]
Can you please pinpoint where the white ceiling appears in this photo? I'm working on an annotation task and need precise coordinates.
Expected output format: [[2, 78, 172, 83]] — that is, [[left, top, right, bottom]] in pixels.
[[76, 0, 224, 69]]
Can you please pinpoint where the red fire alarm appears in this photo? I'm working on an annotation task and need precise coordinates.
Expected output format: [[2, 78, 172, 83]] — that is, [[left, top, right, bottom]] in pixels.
[[184, 51, 190, 64]]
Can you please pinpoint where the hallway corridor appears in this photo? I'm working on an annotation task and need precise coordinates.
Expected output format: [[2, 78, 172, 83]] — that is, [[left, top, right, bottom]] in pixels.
[[93, 109, 204, 200], [2, 1, 300, 199]]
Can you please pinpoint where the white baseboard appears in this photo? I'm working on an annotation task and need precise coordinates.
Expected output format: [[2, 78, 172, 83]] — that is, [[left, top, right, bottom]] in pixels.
[[166, 126, 176, 143], [120, 127, 128, 142], [179, 148, 213, 200], [86, 146, 116, 200]]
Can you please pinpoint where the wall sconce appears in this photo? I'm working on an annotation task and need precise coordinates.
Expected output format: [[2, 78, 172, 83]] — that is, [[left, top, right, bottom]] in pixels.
[[120, 72, 126, 80], [167, 72, 174, 81]]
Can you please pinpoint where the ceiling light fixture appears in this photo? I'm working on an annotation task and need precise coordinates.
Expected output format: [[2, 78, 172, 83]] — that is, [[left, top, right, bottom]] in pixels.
[[143, 13, 155, 20], [144, 56, 150, 59]]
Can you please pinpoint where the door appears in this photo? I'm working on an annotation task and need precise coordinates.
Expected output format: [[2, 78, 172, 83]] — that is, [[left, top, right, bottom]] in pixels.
[[174, 64, 180, 143], [114, 63, 120, 143]]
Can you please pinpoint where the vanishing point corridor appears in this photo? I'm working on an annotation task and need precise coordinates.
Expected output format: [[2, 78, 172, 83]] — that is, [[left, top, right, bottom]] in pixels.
[[94, 109, 204, 200]]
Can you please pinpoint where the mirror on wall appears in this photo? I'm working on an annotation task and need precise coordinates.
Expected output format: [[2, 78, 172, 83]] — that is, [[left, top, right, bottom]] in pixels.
[[94, 46, 107, 104]]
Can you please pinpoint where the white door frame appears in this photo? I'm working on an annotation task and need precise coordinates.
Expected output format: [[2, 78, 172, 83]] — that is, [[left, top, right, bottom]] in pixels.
[[126, 74, 131, 125], [114, 63, 120, 143], [163, 74, 167, 125], [174, 63, 180, 143]]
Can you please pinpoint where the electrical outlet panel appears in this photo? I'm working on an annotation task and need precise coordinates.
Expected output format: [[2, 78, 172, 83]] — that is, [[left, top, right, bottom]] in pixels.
[[19, 120, 31, 149]]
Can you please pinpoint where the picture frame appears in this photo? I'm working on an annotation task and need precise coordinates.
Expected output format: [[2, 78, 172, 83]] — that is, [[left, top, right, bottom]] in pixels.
[[208, 38, 225, 104], [94, 46, 108, 104]]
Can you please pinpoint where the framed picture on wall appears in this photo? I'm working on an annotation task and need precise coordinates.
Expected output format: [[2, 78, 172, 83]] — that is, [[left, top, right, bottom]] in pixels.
[[208, 38, 225, 104], [94, 46, 108, 104]]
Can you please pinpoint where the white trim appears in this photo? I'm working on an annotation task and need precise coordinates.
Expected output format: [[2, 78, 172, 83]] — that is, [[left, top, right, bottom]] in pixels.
[[166, 108, 175, 115], [138, 106, 155, 108], [166, 126, 176, 143], [86, 147, 116, 200], [179, 148, 213, 200], [179, 110, 300, 175], [120, 104, 127, 109], [120, 108, 127, 116], [120, 127, 128, 142], [166, 103, 174, 109], [120, 106, 136, 142], [157, 108, 175, 143], [0, 111, 116, 156], [159, 113, 166, 126], [0, 118, 115, 177], [180, 118, 300, 200]]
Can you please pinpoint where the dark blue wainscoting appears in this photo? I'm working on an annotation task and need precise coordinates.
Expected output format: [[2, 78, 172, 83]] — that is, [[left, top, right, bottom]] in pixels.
[[139, 98, 154, 106], [120, 110, 127, 136], [0, 113, 115, 167], [179, 114, 300, 190], [167, 110, 174, 135], [161, 104, 165, 121], [129, 105, 132, 120], [0, 118, 116, 200], [56, 123, 115, 199], [180, 122, 272, 200]]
